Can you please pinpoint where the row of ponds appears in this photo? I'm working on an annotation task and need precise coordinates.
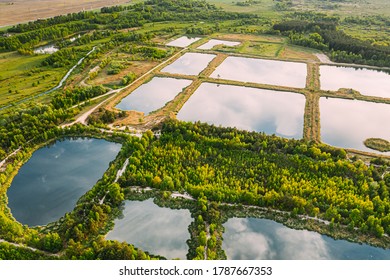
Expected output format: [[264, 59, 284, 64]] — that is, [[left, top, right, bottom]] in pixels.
[[115, 49, 390, 155], [3, 36, 390, 259]]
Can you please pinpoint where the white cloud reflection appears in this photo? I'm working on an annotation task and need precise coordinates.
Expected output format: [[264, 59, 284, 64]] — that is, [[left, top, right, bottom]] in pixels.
[[223, 218, 330, 260], [177, 83, 305, 139]]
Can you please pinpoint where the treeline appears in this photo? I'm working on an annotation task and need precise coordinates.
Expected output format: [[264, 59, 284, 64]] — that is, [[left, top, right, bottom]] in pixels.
[[8, 12, 96, 33], [0, 22, 97, 52], [42, 47, 88, 67], [135, 0, 257, 22], [187, 196, 225, 260], [273, 14, 390, 67], [117, 120, 390, 238], [0, 105, 70, 159], [343, 15, 390, 27], [51, 86, 107, 109]]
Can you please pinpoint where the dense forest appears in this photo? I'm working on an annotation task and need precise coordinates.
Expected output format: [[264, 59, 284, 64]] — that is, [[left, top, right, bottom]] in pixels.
[[119, 120, 390, 238], [273, 12, 390, 67]]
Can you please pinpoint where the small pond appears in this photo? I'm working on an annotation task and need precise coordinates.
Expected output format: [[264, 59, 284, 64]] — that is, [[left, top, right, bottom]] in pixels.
[[166, 36, 202, 47], [210, 56, 307, 88], [320, 65, 390, 98], [177, 83, 305, 139], [161, 52, 216, 76], [223, 218, 390, 260], [320, 97, 390, 155], [115, 77, 193, 114], [197, 39, 240, 50], [106, 199, 192, 260], [7, 138, 121, 226], [34, 44, 59, 54]]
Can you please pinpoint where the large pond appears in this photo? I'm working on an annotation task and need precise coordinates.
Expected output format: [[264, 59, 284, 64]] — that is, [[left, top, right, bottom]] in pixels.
[[177, 83, 306, 139], [115, 77, 192, 114], [106, 199, 192, 260], [320, 65, 390, 98], [223, 218, 390, 260], [161, 52, 216, 76], [166, 36, 201, 48], [7, 138, 121, 226], [197, 39, 240, 50], [210, 56, 307, 88], [320, 97, 390, 155]]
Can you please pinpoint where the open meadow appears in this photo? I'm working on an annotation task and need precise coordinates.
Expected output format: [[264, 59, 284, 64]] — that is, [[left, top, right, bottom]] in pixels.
[[0, 0, 130, 27]]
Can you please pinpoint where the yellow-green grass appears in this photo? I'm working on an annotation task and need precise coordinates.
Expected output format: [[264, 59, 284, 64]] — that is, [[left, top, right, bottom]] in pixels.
[[364, 138, 390, 152], [0, 52, 66, 107], [277, 44, 319, 62], [208, 0, 283, 18], [235, 41, 283, 57]]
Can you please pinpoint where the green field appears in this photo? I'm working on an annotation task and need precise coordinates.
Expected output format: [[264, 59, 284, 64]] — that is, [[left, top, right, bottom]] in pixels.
[[0, 52, 66, 107]]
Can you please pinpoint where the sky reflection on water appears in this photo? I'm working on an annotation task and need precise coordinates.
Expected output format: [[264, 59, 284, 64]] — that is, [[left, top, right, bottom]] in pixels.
[[177, 83, 305, 139], [211, 56, 307, 88], [223, 218, 390, 260], [116, 77, 192, 114], [320, 97, 390, 155], [320, 66, 390, 98]]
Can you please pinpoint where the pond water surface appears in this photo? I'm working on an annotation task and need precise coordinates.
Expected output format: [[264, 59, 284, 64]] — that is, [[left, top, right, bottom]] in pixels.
[[320, 65, 390, 98], [210, 56, 307, 88], [223, 218, 390, 260], [177, 83, 305, 139], [106, 199, 192, 260], [115, 77, 192, 114], [161, 52, 216, 76], [320, 97, 390, 155], [166, 36, 201, 47], [7, 138, 121, 226]]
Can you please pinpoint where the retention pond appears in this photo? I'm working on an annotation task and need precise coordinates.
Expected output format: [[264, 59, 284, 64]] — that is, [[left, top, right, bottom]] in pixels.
[[177, 83, 306, 139], [7, 138, 121, 226], [223, 218, 390, 260]]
